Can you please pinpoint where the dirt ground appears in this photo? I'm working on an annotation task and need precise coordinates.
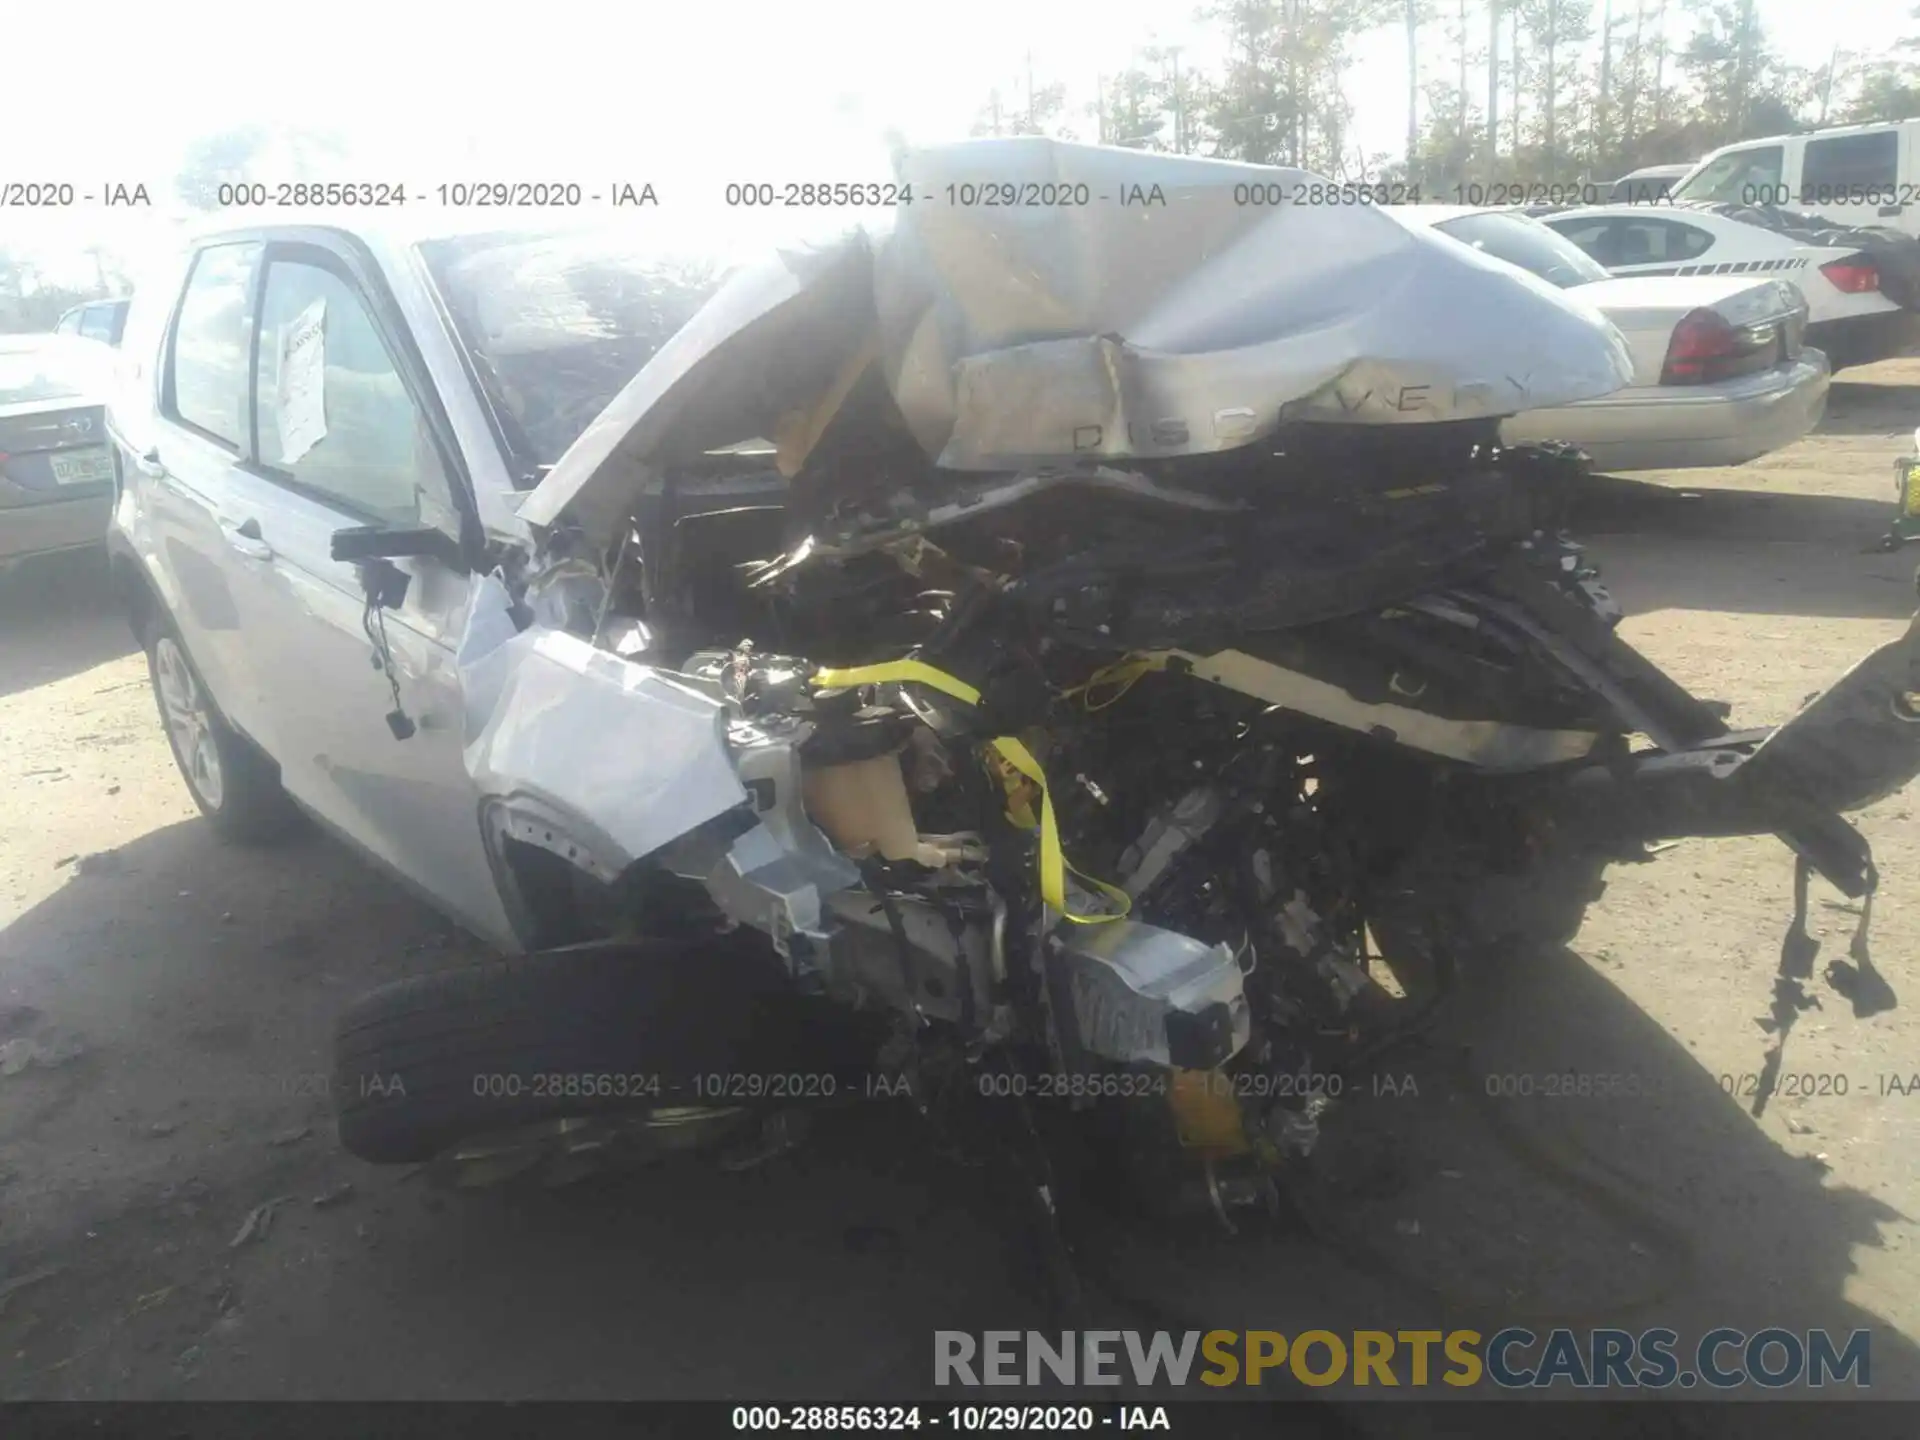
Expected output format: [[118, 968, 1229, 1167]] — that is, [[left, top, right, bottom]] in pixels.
[[1, 363, 1918, 1423]]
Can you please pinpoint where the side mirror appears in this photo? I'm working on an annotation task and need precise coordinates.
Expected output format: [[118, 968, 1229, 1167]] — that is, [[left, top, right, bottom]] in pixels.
[[330, 524, 463, 569]]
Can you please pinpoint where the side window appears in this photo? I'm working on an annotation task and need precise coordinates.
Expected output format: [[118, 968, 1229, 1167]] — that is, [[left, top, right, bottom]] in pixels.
[[1675, 145, 1784, 204], [54, 310, 82, 335], [251, 257, 458, 532], [1731, 146, 1784, 196], [1615, 219, 1716, 265], [166, 242, 261, 448], [78, 305, 117, 343], [1548, 218, 1620, 266], [1801, 131, 1898, 196]]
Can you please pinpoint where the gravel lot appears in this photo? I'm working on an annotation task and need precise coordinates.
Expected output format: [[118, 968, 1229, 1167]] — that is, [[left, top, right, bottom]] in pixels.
[[2, 364, 1918, 1424]]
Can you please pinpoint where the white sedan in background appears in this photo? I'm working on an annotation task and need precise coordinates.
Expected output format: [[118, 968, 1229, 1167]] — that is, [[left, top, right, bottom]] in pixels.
[[1406, 206, 1830, 472], [1537, 202, 1920, 370]]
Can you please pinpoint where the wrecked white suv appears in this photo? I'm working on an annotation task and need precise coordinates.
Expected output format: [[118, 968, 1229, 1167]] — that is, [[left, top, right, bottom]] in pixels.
[[105, 141, 1919, 1239]]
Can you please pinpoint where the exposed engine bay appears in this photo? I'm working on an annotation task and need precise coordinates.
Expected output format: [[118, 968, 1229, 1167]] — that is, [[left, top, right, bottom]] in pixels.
[[458, 422, 1919, 1230], [422, 140, 1920, 1240]]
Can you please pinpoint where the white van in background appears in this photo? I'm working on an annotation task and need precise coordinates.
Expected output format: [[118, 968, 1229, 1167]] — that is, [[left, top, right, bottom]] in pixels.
[[1670, 121, 1920, 235]]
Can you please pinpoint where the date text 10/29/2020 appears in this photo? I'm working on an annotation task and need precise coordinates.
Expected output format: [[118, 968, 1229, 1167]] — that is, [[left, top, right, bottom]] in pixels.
[[247, 1066, 1920, 1106]]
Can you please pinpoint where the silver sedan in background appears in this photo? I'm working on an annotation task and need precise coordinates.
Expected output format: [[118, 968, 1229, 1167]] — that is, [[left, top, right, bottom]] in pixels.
[[1407, 207, 1830, 472], [0, 333, 118, 571]]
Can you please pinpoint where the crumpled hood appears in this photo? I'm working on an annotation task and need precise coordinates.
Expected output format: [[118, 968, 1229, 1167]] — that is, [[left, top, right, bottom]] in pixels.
[[521, 137, 1634, 539]]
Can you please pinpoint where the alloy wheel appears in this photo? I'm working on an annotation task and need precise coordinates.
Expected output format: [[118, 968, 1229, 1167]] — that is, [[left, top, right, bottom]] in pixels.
[[154, 636, 225, 811]]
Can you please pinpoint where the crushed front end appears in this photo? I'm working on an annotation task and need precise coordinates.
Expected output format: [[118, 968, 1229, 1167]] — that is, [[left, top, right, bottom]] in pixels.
[[439, 139, 1920, 1239]]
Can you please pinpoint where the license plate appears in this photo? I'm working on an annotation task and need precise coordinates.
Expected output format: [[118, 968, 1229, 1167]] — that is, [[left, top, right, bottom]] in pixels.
[[50, 446, 112, 486]]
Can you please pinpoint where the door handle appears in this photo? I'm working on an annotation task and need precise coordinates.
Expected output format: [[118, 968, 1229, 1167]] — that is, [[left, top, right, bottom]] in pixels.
[[132, 448, 167, 479], [222, 516, 274, 562]]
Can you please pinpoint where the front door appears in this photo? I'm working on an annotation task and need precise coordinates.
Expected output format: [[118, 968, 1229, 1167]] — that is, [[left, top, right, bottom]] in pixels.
[[220, 239, 515, 949]]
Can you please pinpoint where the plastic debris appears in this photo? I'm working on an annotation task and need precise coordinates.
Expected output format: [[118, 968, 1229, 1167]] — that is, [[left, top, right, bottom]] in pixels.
[[0, 1034, 85, 1076], [126, 1286, 174, 1317], [229, 1197, 294, 1249], [0, 1266, 62, 1312]]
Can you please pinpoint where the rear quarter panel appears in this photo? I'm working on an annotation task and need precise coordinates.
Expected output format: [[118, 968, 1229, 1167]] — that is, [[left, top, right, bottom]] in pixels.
[[1574, 275, 1803, 386], [104, 244, 195, 625]]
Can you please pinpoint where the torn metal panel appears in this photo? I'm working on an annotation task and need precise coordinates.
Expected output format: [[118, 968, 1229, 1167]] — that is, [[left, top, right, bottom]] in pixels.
[[1738, 607, 1920, 815], [456, 576, 748, 875], [681, 721, 862, 974], [1052, 921, 1252, 1070], [521, 137, 1634, 544], [1173, 647, 1603, 771]]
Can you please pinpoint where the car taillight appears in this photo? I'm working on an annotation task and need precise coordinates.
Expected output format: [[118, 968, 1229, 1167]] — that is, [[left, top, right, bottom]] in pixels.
[[1660, 308, 1741, 385], [1821, 257, 1881, 293]]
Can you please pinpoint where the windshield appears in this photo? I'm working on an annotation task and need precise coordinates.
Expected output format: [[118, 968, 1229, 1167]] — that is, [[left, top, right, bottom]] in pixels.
[[1433, 212, 1611, 288], [1670, 145, 1785, 205], [0, 340, 103, 406], [417, 227, 725, 475]]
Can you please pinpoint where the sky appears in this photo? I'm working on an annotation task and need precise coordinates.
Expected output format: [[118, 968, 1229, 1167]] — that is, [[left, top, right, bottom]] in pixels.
[[0, 0, 1903, 286]]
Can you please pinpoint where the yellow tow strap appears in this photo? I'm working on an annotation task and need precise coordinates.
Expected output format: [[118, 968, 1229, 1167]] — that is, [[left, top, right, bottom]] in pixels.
[[811, 662, 1130, 924], [1062, 651, 1169, 712]]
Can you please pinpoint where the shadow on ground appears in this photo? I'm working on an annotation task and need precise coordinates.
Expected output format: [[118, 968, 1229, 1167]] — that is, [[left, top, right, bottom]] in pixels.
[[1586, 533, 1918, 622], [1570, 474, 1898, 549], [0, 816, 1913, 1424], [0, 550, 131, 701], [1568, 474, 1917, 622], [0, 820, 1031, 1403], [1816, 381, 1920, 440], [1109, 925, 1920, 1429]]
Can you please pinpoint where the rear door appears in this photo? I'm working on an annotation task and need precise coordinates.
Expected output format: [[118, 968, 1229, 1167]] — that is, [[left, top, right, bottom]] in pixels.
[[1598, 214, 1719, 276], [1545, 212, 1726, 277], [1546, 213, 1624, 267], [139, 240, 273, 744], [218, 237, 514, 947], [1797, 128, 1903, 232]]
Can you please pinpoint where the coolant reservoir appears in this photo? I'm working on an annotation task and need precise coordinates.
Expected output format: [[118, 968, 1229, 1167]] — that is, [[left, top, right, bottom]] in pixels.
[[801, 702, 948, 866], [804, 753, 927, 862]]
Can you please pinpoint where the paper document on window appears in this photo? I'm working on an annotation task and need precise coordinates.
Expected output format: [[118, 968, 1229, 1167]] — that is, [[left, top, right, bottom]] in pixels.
[[277, 297, 329, 465]]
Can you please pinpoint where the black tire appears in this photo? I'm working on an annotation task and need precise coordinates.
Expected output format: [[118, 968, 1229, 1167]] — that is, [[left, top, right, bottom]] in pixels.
[[1454, 858, 1609, 952], [144, 612, 301, 844], [1371, 847, 1611, 990], [333, 937, 878, 1164]]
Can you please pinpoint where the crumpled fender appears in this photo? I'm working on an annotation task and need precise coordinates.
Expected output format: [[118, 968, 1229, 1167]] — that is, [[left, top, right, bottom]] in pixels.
[[455, 574, 748, 881]]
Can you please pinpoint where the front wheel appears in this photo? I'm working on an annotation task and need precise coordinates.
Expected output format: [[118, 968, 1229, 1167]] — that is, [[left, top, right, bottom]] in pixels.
[[146, 618, 299, 843], [332, 938, 881, 1164]]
